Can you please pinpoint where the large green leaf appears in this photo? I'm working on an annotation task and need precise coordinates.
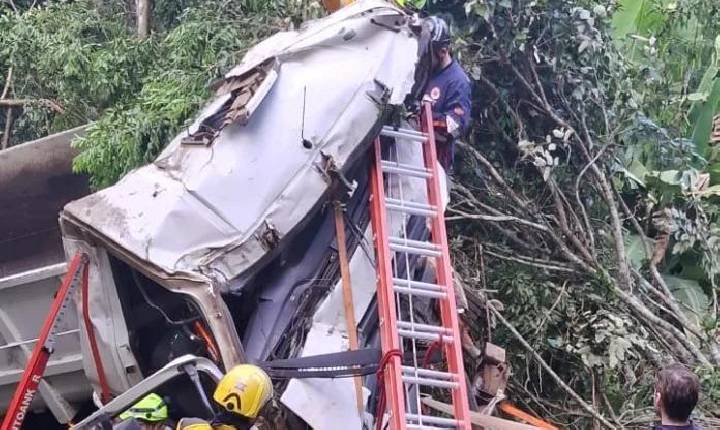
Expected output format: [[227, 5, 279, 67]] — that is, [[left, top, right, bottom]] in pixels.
[[625, 234, 652, 269], [622, 159, 650, 188], [688, 36, 720, 124], [645, 170, 683, 204], [687, 64, 719, 106], [662, 275, 710, 326], [708, 162, 720, 185], [612, 0, 646, 39], [691, 78, 720, 157], [676, 253, 708, 282], [613, 0, 669, 41]]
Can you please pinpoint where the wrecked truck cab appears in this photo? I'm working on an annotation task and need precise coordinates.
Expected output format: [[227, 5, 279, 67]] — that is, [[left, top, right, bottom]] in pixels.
[[60, 0, 428, 406]]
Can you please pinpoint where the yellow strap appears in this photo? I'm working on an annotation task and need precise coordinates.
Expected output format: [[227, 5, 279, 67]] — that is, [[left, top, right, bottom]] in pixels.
[[176, 418, 213, 430]]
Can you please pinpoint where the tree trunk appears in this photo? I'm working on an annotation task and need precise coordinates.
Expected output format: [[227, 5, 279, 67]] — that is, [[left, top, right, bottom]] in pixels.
[[2, 108, 13, 149], [137, 0, 151, 39]]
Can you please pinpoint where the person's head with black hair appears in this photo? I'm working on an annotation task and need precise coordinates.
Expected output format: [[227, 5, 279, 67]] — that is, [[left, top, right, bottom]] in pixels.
[[654, 363, 700, 426]]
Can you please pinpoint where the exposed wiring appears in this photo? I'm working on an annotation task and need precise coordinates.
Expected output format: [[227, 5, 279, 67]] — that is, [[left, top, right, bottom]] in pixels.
[[132, 270, 199, 326], [344, 212, 375, 264]]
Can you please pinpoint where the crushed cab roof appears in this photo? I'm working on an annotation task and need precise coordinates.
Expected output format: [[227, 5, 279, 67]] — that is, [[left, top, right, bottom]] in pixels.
[[62, 0, 420, 284]]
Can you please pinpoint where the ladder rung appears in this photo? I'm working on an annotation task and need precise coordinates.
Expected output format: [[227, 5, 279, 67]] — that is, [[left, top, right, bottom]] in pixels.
[[394, 286, 446, 299], [385, 198, 437, 218], [380, 160, 433, 179], [407, 426, 455, 430], [393, 278, 447, 299], [388, 237, 441, 257], [389, 237, 438, 250], [397, 320, 453, 335], [405, 424, 457, 430], [397, 320, 452, 337], [398, 328, 454, 343], [383, 125, 427, 138], [381, 126, 428, 142], [402, 367, 456, 380], [402, 375, 459, 389], [406, 413, 461, 426], [393, 278, 445, 292]]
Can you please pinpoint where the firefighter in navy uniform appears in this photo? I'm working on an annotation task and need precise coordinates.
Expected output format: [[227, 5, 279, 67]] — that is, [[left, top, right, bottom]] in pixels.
[[424, 16, 472, 173], [175, 364, 273, 430]]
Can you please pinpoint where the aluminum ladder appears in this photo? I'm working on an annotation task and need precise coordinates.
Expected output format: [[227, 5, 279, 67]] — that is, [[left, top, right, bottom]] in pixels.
[[369, 101, 471, 429]]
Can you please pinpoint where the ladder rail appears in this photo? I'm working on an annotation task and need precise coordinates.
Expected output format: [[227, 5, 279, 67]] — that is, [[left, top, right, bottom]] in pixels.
[[419, 102, 471, 427], [369, 140, 407, 429]]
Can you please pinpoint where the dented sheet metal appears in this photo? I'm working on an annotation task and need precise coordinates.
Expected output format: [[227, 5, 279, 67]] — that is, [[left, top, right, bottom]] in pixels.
[[62, 0, 419, 285]]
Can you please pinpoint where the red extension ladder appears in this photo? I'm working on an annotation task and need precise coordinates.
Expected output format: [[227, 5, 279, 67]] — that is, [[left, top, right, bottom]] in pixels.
[[369, 102, 471, 429]]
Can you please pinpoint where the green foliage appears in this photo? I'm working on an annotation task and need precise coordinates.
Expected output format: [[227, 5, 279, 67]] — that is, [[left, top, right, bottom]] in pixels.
[[72, 6, 279, 188], [613, 0, 720, 155], [0, 0, 282, 187], [443, 0, 720, 425], [3, 0, 720, 426], [612, 0, 649, 39], [73, 70, 208, 187], [0, 2, 150, 137], [664, 274, 711, 327]]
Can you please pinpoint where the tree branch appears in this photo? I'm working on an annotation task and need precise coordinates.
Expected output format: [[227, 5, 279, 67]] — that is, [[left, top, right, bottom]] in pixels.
[[0, 98, 65, 113], [3, 0, 18, 14], [1, 67, 12, 99], [549, 178, 596, 265], [456, 140, 530, 212], [487, 302, 618, 429], [2, 108, 13, 149], [484, 248, 577, 273], [574, 145, 608, 255], [609, 277, 711, 366], [447, 208, 550, 232]]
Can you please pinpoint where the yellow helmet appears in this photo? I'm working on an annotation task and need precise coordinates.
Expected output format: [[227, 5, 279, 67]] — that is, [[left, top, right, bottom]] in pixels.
[[119, 392, 168, 422], [213, 364, 273, 419], [395, 0, 427, 8]]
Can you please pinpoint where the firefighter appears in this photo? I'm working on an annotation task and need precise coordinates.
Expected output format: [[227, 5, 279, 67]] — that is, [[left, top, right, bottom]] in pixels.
[[114, 393, 173, 430], [175, 364, 273, 430], [424, 16, 472, 173]]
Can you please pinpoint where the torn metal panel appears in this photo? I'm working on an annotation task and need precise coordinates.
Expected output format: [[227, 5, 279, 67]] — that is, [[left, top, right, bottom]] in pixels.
[[182, 59, 279, 146]]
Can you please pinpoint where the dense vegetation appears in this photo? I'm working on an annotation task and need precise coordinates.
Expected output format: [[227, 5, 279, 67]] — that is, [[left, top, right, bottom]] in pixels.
[[0, 0, 319, 186], [2, 0, 719, 428], [442, 0, 720, 427]]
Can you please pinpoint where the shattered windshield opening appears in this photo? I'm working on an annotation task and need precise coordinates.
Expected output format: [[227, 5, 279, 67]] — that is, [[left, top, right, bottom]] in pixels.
[[222, 157, 371, 370]]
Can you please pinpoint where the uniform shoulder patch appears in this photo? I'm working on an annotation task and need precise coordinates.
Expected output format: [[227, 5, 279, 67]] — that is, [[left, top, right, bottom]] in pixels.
[[430, 86, 441, 100]]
